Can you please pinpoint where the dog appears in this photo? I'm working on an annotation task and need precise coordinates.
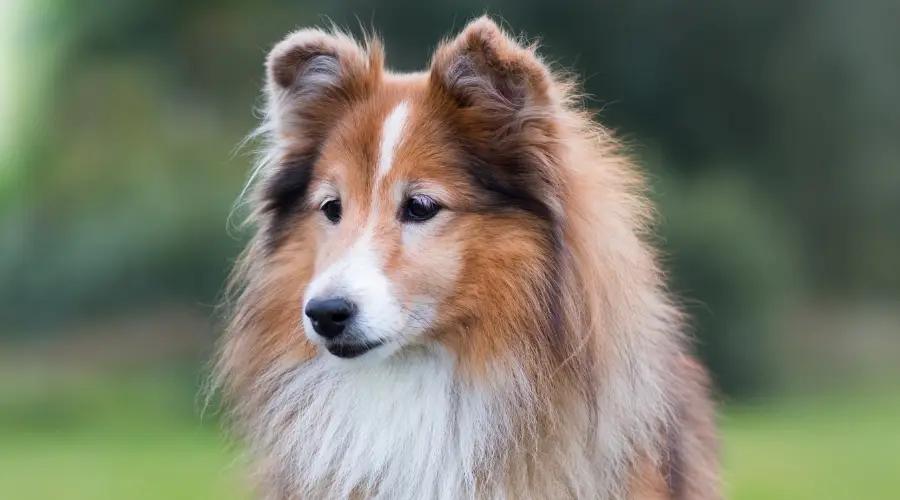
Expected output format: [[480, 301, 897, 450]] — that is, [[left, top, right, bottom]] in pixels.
[[214, 16, 720, 500]]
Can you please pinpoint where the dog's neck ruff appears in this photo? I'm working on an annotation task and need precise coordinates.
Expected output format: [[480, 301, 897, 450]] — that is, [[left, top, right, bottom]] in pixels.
[[252, 346, 539, 500], [248, 340, 668, 500]]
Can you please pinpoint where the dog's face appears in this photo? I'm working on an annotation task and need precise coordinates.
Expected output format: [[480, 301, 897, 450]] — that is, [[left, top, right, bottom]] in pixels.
[[253, 19, 563, 363], [297, 98, 464, 360]]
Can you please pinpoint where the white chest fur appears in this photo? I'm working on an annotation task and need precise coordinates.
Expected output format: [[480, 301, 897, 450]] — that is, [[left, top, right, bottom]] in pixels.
[[256, 348, 523, 500]]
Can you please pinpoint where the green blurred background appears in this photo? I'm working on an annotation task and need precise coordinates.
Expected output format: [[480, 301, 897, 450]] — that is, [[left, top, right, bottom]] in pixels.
[[1, 1, 898, 498]]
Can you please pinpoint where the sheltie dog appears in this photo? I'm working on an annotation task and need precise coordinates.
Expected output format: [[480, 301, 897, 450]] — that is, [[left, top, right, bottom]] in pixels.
[[214, 16, 720, 500]]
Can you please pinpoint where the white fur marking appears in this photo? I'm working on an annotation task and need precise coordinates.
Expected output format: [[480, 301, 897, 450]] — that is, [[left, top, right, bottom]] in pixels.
[[303, 231, 405, 349], [377, 101, 409, 179], [257, 348, 529, 500]]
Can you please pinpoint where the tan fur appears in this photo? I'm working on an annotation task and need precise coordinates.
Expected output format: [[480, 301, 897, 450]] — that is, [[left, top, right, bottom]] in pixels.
[[214, 16, 720, 499]]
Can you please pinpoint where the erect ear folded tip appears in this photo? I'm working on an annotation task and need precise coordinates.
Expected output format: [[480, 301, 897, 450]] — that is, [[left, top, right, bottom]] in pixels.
[[430, 15, 553, 110], [266, 29, 366, 90], [459, 15, 506, 45], [262, 27, 382, 140], [451, 16, 525, 70]]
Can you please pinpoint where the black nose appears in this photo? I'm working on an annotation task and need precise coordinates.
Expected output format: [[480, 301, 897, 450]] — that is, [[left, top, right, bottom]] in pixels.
[[304, 298, 355, 338]]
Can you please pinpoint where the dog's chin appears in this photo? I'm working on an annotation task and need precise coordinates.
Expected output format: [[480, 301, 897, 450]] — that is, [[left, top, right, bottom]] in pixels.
[[324, 339, 386, 359]]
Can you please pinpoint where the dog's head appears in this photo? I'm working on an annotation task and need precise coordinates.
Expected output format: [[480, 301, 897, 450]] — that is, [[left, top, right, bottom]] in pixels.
[[247, 17, 566, 365]]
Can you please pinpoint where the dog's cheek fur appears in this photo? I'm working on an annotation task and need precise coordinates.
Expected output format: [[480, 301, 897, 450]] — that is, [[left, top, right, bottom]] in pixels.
[[382, 220, 462, 333], [217, 218, 321, 401], [433, 212, 558, 375]]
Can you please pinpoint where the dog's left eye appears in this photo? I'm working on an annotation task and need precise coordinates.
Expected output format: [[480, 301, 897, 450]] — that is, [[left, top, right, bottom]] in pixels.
[[402, 195, 441, 222]]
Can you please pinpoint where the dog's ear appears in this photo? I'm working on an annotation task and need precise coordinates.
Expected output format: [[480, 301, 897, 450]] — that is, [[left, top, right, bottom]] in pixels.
[[264, 29, 381, 147], [429, 16, 554, 123], [428, 17, 563, 222]]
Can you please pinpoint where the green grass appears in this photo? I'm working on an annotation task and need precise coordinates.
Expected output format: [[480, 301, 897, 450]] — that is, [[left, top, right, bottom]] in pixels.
[[724, 395, 900, 499], [0, 431, 244, 500], [0, 371, 247, 500], [1, 374, 898, 499]]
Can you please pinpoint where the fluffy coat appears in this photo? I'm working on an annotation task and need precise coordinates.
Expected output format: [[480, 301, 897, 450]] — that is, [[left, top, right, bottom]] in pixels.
[[214, 16, 720, 500]]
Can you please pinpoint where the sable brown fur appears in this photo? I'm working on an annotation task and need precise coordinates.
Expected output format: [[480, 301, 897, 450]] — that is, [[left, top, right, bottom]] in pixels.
[[214, 16, 721, 500]]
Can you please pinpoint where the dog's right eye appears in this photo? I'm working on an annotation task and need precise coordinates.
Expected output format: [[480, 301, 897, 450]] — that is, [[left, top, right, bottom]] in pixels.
[[321, 199, 342, 223], [402, 195, 441, 222]]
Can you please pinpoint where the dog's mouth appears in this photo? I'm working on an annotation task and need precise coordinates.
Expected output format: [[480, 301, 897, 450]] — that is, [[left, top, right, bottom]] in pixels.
[[324, 339, 386, 359]]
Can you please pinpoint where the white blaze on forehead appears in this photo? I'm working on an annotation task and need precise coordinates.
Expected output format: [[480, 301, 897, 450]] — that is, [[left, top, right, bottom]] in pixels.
[[376, 101, 410, 180]]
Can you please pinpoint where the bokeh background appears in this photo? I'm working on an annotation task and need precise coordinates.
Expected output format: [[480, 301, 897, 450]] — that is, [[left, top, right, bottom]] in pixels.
[[2, 1, 899, 499]]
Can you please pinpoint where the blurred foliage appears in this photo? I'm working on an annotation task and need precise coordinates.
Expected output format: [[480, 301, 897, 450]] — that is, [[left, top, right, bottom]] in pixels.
[[2, 0, 899, 399], [653, 167, 801, 397]]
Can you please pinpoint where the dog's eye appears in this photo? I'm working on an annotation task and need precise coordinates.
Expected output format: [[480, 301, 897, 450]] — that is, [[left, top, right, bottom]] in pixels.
[[321, 199, 342, 223], [402, 195, 441, 222]]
